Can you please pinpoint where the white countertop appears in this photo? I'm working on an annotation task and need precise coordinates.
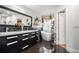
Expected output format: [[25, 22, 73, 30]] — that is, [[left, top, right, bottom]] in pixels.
[[0, 30, 39, 36]]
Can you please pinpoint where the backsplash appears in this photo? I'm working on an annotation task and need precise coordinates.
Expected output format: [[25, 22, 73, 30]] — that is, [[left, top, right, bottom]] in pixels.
[[0, 25, 32, 32], [0, 27, 6, 32]]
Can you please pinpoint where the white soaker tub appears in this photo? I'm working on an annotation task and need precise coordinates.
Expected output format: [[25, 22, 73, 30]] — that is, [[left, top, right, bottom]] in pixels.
[[41, 31, 52, 41]]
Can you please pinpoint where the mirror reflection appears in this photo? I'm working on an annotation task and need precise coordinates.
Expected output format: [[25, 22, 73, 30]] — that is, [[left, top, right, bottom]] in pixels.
[[0, 8, 31, 26]]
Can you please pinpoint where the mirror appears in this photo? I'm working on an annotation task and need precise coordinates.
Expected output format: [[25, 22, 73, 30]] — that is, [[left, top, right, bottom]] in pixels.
[[0, 7, 32, 26]]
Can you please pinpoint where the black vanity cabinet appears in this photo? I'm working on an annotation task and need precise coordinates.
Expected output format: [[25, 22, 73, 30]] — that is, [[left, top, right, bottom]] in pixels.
[[0, 37, 2, 52], [0, 35, 21, 53], [21, 33, 31, 51], [21, 32, 38, 51], [0, 31, 39, 53]]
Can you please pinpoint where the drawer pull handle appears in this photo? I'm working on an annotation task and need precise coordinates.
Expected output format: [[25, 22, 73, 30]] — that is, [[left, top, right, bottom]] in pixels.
[[22, 45, 29, 49], [23, 34, 29, 36], [7, 36, 18, 39], [31, 33, 35, 34], [7, 41, 18, 46], [31, 36, 35, 38], [22, 38, 28, 41]]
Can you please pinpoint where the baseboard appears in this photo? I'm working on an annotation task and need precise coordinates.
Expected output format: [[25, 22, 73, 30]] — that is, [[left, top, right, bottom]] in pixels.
[[67, 47, 79, 53]]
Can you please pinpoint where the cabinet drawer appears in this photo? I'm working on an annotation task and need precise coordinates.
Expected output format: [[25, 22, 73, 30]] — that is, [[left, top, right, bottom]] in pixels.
[[22, 45, 29, 50], [22, 33, 29, 36], [6, 35, 18, 43], [31, 32, 36, 36], [6, 43, 19, 53], [21, 39, 30, 46], [7, 41, 18, 46], [22, 37, 29, 41], [7, 36, 18, 39]]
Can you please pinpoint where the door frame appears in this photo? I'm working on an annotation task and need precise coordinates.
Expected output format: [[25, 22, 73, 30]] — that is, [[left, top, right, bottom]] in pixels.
[[58, 8, 66, 46]]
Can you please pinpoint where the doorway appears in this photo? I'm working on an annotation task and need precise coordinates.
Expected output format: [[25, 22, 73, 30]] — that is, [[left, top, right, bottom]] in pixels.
[[58, 9, 66, 48]]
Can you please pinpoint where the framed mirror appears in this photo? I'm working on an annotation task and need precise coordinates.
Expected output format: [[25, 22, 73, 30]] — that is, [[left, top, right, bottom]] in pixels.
[[0, 5, 32, 26]]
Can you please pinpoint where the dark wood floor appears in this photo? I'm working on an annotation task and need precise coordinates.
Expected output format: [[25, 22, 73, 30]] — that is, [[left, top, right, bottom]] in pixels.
[[22, 40, 69, 53]]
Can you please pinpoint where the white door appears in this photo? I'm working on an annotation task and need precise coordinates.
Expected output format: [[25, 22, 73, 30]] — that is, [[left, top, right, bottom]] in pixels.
[[58, 12, 66, 45]]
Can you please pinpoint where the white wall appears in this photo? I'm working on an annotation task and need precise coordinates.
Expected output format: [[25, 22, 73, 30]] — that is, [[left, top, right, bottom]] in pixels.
[[66, 6, 79, 52], [55, 5, 79, 52]]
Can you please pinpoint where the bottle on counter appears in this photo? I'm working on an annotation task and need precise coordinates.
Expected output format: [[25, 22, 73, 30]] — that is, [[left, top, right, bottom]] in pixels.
[[16, 18, 24, 31]]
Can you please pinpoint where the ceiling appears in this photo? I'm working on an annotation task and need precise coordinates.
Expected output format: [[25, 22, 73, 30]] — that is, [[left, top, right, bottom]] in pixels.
[[3, 5, 60, 16], [20, 5, 60, 16]]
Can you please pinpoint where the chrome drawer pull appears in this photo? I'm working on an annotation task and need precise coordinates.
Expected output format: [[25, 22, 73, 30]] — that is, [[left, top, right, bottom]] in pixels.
[[23, 34, 29, 36], [31, 33, 35, 34], [7, 36, 18, 39], [31, 36, 35, 38], [22, 45, 29, 49], [22, 38, 28, 41], [7, 41, 18, 46]]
